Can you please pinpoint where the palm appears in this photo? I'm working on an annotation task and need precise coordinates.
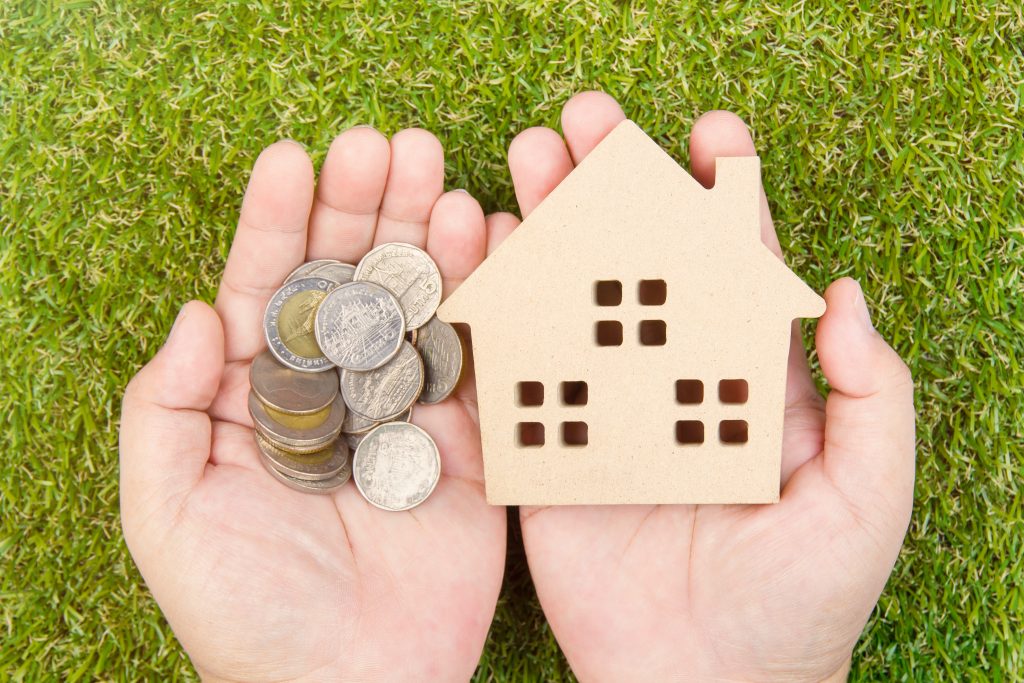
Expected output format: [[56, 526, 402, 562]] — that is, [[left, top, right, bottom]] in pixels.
[[121, 128, 505, 681], [501, 92, 915, 681]]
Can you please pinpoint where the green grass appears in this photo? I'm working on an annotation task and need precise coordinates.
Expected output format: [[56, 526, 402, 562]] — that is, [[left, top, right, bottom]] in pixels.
[[2, 0, 1022, 679]]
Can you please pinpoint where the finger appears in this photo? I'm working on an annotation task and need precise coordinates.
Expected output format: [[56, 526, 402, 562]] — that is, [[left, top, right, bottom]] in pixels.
[[485, 212, 521, 254], [307, 126, 391, 262], [425, 190, 487, 298], [814, 278, 915, 525], [688, 110, 783, 258], [215, 141, 314, 362], [120, 301, 224, 520], [508, 127, 573, 218], [559, 90, 626, 164], [372, 128, 444, 248]]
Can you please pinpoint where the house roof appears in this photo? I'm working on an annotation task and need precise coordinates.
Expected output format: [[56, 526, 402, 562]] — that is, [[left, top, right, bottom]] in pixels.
[[439, 119, 825, 325]]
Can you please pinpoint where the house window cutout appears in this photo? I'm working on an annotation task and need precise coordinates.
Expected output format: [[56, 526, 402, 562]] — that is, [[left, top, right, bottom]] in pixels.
[[639, 320, 667, 346], [719, 420, 748, 444], [594, 280, 622, 306], [675, 420, 704, 444], [718, 379, 749, 404], [561, 421, 588, 446], [638, 279, 667, 305], [517, 422, 545, 447], [560, 381, 588, 406], [516, 381, 544, 406], [675, 379, 704, 404], [595, 320, 623, 346]]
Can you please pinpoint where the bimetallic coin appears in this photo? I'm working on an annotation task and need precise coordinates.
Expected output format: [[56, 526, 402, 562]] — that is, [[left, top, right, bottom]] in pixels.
[[415, 316, 463, 404], [249, 391, 345, 451], [285, 259, 340, 284], [264, 404, 331, 430], [314, 281, 405, 371], [264, 277, 334, 373], [255, 431, 350, 482], [257, 446, 351, 494], [355, 243, 441, 330], [341, 342, 423, 421], [250, 350, 338, 415], [353, 422, 440, 511], [312, 262, 356, 286]]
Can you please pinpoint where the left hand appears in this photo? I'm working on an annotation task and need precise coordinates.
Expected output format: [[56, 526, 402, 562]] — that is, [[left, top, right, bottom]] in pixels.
[[489, 91, 916, 682]]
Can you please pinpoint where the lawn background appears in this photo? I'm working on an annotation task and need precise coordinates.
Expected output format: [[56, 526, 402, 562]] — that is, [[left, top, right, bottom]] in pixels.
[[2, 1, 1022, 680]]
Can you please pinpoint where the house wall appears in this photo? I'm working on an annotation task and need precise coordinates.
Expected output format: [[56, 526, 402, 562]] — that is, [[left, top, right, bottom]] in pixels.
[[469, 273, 795, 504]]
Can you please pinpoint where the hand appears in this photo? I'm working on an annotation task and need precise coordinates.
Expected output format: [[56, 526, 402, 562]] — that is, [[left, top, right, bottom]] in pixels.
[[493, 92, 915, 682], [120, 129, 506, 681]]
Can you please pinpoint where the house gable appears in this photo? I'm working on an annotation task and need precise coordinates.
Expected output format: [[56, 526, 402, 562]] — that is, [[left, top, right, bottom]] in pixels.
[[437, 119, 826, 505]]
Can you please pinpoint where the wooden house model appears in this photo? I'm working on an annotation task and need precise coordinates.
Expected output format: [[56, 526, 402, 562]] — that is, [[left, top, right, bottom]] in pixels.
[[438, 120, 825, 505]]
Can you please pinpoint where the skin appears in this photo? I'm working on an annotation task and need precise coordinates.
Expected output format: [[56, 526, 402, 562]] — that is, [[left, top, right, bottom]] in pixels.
[[121, 93, 915, 682], [120, 127, 505, 682]]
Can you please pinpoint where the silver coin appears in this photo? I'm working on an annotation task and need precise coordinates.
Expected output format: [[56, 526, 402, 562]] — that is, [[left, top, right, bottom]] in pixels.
[[353, 422, 440, 511], [257, 446, 351, 495], [341, 342, 424, 422], [354, 243, 441, 330], [285, 259, 340, 284], [255, 431, 350, 481], [344, 432, 365, 452], [314, 281, 405, 371], [312, 262, 356, 286], [387, 406, 412, 423], [341, 406, 380, 435], [264, 277, 335, 373], [249, 350, 338, 415], [248, 391, 345, 451], [415, 316, 463, 404]]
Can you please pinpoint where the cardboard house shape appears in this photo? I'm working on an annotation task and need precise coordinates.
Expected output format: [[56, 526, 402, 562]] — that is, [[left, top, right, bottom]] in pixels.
[[438, 120, 825, 505]]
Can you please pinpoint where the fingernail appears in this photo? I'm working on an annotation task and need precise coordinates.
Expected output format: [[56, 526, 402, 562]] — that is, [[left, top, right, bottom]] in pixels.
[[168, 305, 188, 344], [453, 189, 470, 194], [853, 282, 874, 330], [350, 124, 375, 130]]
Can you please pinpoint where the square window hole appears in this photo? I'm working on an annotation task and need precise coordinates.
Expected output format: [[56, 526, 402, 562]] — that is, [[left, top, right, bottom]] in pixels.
[[638, 279, 667, 305], [718, 379, 749, 404], [517, 422, 545, 447], [675, 379, 704, 404], [675, 420, 704, 444], [639, 320, 666, 346], [719, 420, 748, 444], [516, 381, 544, 406], [560, 381, 588, 406], [561, 421, 588, 446], [594, 280, 622, 306], [595, 321, 623, 346]]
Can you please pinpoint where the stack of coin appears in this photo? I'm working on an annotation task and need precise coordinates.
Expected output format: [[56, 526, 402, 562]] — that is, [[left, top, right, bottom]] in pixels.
[[253, 244, 464, 511]]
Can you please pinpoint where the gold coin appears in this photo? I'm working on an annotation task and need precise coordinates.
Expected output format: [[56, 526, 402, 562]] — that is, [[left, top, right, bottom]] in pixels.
[[249, 350, 338, 415], [279, 289, 328, 358]]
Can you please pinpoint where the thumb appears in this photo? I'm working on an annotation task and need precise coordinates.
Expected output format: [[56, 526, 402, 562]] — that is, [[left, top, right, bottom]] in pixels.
[[120, 301, 225, 521], [815, 278, 916, 533]]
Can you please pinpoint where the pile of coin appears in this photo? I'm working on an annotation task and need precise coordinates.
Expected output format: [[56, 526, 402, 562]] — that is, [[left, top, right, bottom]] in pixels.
[[249, 243, 464, 511]]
